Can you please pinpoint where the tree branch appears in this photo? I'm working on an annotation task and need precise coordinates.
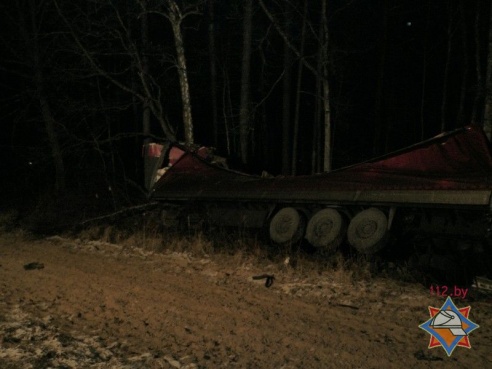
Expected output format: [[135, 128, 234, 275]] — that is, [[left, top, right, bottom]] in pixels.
[[258, 0, 320, 78]]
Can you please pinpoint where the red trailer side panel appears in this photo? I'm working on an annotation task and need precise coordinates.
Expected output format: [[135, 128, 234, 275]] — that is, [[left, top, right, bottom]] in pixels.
[[152, 126, 492, 206]]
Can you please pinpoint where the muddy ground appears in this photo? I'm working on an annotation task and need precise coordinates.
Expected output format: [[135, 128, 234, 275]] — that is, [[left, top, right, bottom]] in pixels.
[[1, 231, 491, 369]]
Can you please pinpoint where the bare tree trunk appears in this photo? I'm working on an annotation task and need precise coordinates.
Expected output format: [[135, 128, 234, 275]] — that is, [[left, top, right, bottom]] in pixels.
[[472, 1, 485, 126], [222, 68, 232, 155], [457, 1, 469, 128], [28, 0, 65, 192], [281, 6, 293, 175], [292, 0, 308, 175], [441, 2, 454, 132], [166, 0, 194, 144], [208, 0, 219, 147], [420, 2, 431, 140], [258, 0, 331, 172], [321, 0, 331, 172], [141, 0, 151, 144], [373, 0, 388, 155], [483, 1, 492, 140], [239, 0, 253, 164], [312, 51, 323, 174], [35, 72, 66, 192], [256, 49, 270, 169]]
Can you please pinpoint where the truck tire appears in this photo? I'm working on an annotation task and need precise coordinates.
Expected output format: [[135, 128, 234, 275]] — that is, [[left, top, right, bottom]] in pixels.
[[305, 209, 345, 252], [269, 207, 305, 245], [347, 208, 388, 254]]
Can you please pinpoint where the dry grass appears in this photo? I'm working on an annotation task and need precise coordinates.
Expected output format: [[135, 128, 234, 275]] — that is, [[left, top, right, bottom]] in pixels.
[[0, 203, 371, 285], [0, 359, 18, 369], [148, 230, 363, 282], [3, 205, 421, 288], [72, 220, 433, 288], [0, 210, 19, 232], [64, 212, 420, 286]]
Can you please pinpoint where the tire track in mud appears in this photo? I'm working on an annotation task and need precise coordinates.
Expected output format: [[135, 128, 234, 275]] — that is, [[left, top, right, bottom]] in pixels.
[[1, 235, 491, 368]]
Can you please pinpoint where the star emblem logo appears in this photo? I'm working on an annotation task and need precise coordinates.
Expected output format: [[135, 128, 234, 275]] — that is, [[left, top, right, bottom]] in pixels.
[[419, 296, 479, 356]]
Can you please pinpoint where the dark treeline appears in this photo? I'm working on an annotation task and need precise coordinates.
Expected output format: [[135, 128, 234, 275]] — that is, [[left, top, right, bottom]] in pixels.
[[1, 0, 491, 210]]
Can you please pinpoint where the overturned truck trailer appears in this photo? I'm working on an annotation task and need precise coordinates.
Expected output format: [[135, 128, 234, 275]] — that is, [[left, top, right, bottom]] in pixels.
[[145, 125, 492, 275]]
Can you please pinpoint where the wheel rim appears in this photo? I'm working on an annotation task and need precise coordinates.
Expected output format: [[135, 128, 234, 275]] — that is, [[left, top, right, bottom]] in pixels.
[[305, 209, 345, 251], [269, 207, 305, 244], [347, 208, 388, 254]]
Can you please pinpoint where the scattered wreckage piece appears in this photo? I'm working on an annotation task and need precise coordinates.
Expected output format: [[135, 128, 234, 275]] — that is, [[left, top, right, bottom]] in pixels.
[[23, 262, 44, 270]]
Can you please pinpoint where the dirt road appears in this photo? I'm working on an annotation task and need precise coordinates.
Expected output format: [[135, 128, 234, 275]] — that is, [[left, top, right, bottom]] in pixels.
[[1, 231, 491, 368]]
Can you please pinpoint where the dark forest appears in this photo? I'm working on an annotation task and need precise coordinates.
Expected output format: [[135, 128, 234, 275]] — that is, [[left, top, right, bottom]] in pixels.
[[1, 0, 492, 216]]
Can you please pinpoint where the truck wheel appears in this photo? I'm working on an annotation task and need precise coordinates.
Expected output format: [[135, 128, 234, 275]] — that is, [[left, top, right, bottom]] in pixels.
[[269, 207, 305, 245], [347, 208, 388, 254], [305, 209, 345, 252]]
